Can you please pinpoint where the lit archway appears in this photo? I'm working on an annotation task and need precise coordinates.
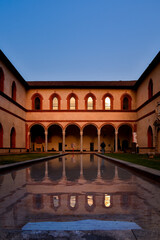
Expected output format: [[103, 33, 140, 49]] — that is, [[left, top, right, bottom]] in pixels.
[[83, 124, 98, 151], [65, 124, 80, 151], [48, 124, 62, 151]]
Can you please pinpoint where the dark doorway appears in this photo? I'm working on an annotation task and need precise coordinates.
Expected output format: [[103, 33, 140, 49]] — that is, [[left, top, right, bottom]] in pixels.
[[122, 140, 129, 152], [59, 142, 62, 151], [90, 142, 94, 151]]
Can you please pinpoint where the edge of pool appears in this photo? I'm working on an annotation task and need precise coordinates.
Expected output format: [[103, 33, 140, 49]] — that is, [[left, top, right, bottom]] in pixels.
[[96, 153, 160, 182], [0, 153, 68, 172]]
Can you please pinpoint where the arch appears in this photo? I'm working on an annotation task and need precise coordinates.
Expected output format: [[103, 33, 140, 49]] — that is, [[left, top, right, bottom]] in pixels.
[[65, 122, 81, 131], [67, 93, 78, 110], [11, 81, 16, 101], [65, 124, 80, 151], [102, 93, 114, 110], [0, 67, 4, 92], [10, 127, 16, 148], [117, 123, 134, 131], [148, 126, 153, 147], [30, 124, 45, 152], [100, 123, 116, 132], [49, 93, 61, 110], [100, 124, 115, 152], [84, 93, 96, 110], [31, 93, 43, 110], [47, 122, 63, 131], [148, 79, 153, 99], [48, 124, 63, 151], [82, 123, 98, 132], [118, 124, 132, 152], [0, 123, 3, 148], [120, 94, 132, 110], [29, 123, 46, 132], [83, 124, 98, 151]]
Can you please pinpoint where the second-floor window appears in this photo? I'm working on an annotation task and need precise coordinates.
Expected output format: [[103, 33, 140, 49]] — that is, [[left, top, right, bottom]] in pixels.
[[53, 97, 58, 110], [105, 97, 111, 110], [70, 97, 76, 110], [87, 97, 93, 110], [35, 97, 40, 110]]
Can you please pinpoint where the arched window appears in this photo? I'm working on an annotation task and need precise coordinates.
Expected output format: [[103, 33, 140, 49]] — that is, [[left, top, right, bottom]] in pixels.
[[121, 94, 132, 110], [53, 97, 58, 110], [11, 81, 16, 101], [0, 68, 4, 92], [70, 97, 76, 110], [105, 97, 111, 110], [148, 79, 153, 99], [148, 126, 153, 147], [85, 93, 96, 110], [31, 93, 43, 110], [0, 123, 3, 148], [10, 127, 16, 148], [67, 93, 78, 110], [102, 94, 114, 110]]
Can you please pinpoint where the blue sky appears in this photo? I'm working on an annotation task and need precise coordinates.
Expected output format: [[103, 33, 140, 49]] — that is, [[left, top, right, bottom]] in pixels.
[[0, 0, 160, 82]]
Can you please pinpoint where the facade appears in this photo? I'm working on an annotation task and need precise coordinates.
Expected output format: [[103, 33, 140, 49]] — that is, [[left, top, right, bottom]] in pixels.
[[0, 50, 160, 154]]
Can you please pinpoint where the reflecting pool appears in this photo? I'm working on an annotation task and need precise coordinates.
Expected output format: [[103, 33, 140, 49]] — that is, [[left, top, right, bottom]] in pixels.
[[0, 154, 160, 230]]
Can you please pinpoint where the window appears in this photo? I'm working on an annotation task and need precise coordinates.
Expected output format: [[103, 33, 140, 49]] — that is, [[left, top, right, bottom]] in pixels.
[[10, 127, 16, 148], [104, 194, 111, 207], [11, 81, 16, 101], [87, 195, 94, 207], [0, 124, 3, 148], [53, 97, 58, 110], [69, 195, 77, 209], [0, 68, 4, 92], [148, 79, 153, 99], [31, 93, 43, 110], [67, 93, 78, 110], [87, 97, 93, 110], [148, 126, 153, 147], [70, 97, 76, 110], [52, 195, 60, 208], [105, 97, 111, 110], [85, 93, 96, 110], [35, 97, 40, 110], [121, 94, 132, 110]]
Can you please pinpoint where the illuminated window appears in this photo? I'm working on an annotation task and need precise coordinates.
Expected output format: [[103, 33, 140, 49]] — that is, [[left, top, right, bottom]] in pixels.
[[70, 195, 76, 208], [53, 97, 58, 110], [105, 97, 111, 110], [87, 97, 93, 110], [53, 195, 59, 208], [87, 195, 94, 206], [70, 97, 76, 110], [104, 194, 111, 207]]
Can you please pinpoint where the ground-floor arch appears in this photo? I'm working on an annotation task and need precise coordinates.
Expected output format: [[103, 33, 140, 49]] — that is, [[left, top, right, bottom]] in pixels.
[[65, 124, 80, 151], [83, 124, 98, 151], [48, 124, 62, 151], [30, 124, 45, 152], [118, 124, 132, 152], [100, 124, 115, 152]]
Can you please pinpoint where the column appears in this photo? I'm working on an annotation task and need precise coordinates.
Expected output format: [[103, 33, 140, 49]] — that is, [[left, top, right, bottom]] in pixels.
[[115, 129, 118, 152], [45, 130, 48, 152], [80, 130, 83, 152], [98, 129, 100, 152], [63, 130, 65, 152]]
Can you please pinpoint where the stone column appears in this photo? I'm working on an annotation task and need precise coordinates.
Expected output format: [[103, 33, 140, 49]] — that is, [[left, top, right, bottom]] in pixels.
[[80, 130, 83, 152], [115, 130, 118, 152], [63, 130, 65, 152], [98, 129, 101, 152], [45, 130, 48, 152]]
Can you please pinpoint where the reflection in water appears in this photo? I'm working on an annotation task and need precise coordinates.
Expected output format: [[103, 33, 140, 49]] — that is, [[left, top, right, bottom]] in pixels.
[[104, 194, 111, 208], [0, 154, 160, 230]]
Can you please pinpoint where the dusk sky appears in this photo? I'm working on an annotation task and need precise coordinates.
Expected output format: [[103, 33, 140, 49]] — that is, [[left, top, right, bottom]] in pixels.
[[0, 0, 160, 82]]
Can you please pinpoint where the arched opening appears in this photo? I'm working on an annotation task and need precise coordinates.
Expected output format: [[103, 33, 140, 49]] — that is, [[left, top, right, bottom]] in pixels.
[[118, 125, 132, 152], [100, 125, 115, 152], [148, 126, 153, 148], [11, 81, 16, 101], [102, 94, 113, 110], [48, 124, 62, 151], [85, 93, 96, 110], [49, 93, 61, 110], [65, 125, 80, 151], [67, 93, 78, 110], [148, 79, 153, 99], [83, 124, 98, 151], [10, 127, 16, 148], [30, 124, 45, 152], [31, 93, 43, 110], [0, 68, 4, 92], [0, 123, 3, 148], [121, 94, 132, 110]]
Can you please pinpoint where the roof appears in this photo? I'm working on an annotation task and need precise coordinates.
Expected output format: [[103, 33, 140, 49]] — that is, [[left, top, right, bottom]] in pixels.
[[27, 80, 137, 89], [134, 51, 160, 89], [0, 50, 29, 88]]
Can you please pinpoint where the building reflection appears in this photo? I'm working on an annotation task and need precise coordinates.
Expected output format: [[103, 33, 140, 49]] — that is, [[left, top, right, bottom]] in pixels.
[[0, 154, 160, 230]]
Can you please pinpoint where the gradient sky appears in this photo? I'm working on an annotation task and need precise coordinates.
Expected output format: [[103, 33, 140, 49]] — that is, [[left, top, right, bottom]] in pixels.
[[0, 0, 160, 82]]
